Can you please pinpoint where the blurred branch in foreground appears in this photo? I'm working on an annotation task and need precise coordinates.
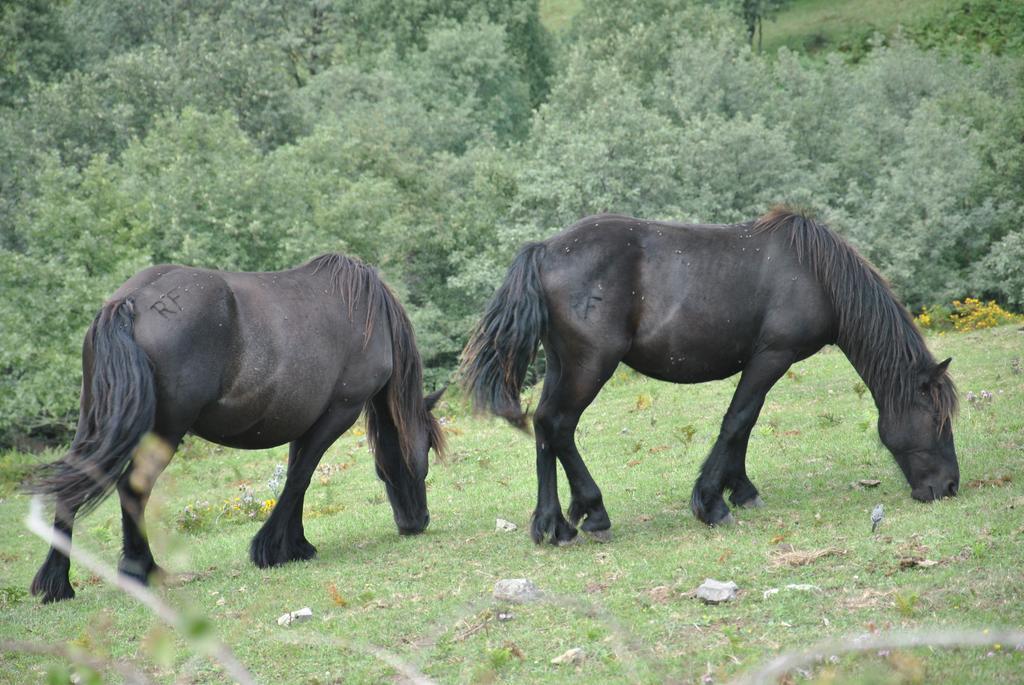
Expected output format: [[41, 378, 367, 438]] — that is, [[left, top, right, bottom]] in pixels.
[[0, 639, 151, 684], [730, 627, 1024, 685], [24, 497, 255, 685]]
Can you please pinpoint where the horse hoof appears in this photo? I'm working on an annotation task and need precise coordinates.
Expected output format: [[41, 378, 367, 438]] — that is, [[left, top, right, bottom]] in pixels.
[[557, 535, 581, 547], [585, 529, 612, 543], [40, 588, 76, 604], [741, 496, 765, 509], [31, 578, 75, 604], [118, 559, 164, 586], [31, 563, 76, 604], [713, 513, 736, 527]]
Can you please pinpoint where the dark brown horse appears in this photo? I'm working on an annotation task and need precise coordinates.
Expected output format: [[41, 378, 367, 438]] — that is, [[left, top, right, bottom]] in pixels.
[[28, 254, 444, 602], [460, 208, 959, 544]]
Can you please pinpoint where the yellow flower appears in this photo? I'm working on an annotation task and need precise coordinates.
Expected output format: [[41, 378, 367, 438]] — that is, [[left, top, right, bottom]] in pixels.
[[950, 298, 1021, 332]]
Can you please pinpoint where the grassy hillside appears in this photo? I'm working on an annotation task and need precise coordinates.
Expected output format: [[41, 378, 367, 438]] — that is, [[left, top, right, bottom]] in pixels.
[[762, 0, 951, 55], [1, 324, 1022, 683], [541, 0, 1024, 57], [763, 0, 1023, 57]]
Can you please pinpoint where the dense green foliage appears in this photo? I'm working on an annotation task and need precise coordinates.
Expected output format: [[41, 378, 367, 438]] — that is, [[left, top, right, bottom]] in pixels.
[[1, 0, 1022, 447], [910, 0, 1024, 56]]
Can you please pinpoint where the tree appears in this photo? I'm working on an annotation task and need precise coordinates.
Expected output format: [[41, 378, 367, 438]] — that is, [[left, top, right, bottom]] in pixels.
[[0, 0, 74, 106], [722, 0, 790, 51]]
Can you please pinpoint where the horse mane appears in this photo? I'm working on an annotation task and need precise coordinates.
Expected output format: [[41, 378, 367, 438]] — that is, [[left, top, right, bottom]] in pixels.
[[309, 253, 384, 346], [308, 254, 445, 466], [751, 207, 958, 426]]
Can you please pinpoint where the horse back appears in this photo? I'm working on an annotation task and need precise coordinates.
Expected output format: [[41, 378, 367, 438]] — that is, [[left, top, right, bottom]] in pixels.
[[219, 264, 394, 402], [107, 263, 392, 447], [539, 215, 836, 382]]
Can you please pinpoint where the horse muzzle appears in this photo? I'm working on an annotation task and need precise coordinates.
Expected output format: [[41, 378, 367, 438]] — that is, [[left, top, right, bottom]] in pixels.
[[397, 511, 430, 535], [911, 479, 959, 502]]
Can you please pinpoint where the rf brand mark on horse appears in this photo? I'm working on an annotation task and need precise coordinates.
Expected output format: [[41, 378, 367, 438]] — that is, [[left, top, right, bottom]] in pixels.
[[149, 286, 184, 318]]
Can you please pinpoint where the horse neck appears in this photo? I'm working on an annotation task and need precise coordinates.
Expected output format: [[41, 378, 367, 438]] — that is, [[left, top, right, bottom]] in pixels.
[[753, 208, 936, 419]]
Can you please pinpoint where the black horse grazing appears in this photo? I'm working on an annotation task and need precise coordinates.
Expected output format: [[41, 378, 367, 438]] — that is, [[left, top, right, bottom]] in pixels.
[[460, 208, 959, 544], [28, 254, 444, 602]]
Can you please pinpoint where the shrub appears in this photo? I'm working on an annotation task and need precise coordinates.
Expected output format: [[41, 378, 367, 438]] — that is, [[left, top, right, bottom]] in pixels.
[[915, 299, 1020, 332], [949, 298, 1022, 332], [914, 304, 954, 332], [974, 230, 1024, 309]]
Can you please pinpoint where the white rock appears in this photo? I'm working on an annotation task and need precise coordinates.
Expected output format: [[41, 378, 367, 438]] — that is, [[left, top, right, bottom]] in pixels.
[[493, 578, 542, 604], [496, 518, 518, 532], [551, 647, 585, 665], [696, 579, 738, 604], [277, 606, 313, 626]]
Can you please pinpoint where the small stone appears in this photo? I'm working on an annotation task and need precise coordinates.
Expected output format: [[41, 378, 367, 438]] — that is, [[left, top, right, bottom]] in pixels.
[[551, 647, 585, 665], [277, 606, 313, 626], [696, 579, 738, 604], [496, 518, 518, 532], [493, 578, 542, 604]]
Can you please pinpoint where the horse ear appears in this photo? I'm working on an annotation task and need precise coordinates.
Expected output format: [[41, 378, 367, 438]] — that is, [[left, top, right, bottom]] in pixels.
[[929, 357, 952, 383], [424, 385, 446, 411]]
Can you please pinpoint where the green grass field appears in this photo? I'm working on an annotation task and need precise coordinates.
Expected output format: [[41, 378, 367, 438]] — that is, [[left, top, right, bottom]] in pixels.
[[1, 324, 1022, 683]]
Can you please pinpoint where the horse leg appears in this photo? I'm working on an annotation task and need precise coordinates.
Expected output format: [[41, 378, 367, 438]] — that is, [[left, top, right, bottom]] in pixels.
[[691, 352, 792, 526], [32, 357, 94, 603], [116, 434, 179, 585], [30, 500, 82, 603], [250, 403, 361, 568], [558, 408, 612, 540], [561, 433, 612, 540], [532, 351, 616, 545], [531, 425, 576, 545]]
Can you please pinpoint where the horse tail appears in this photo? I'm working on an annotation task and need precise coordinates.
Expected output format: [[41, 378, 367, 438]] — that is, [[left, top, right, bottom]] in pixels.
[[26, 298, 157, 515], [365, 280, 446, 469], [459, 242, 548, 430]]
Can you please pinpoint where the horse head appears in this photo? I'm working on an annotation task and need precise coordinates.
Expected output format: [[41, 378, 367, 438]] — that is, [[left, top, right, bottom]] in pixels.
[[878, 358, 960, 501], [376, 387, 446, 535]]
